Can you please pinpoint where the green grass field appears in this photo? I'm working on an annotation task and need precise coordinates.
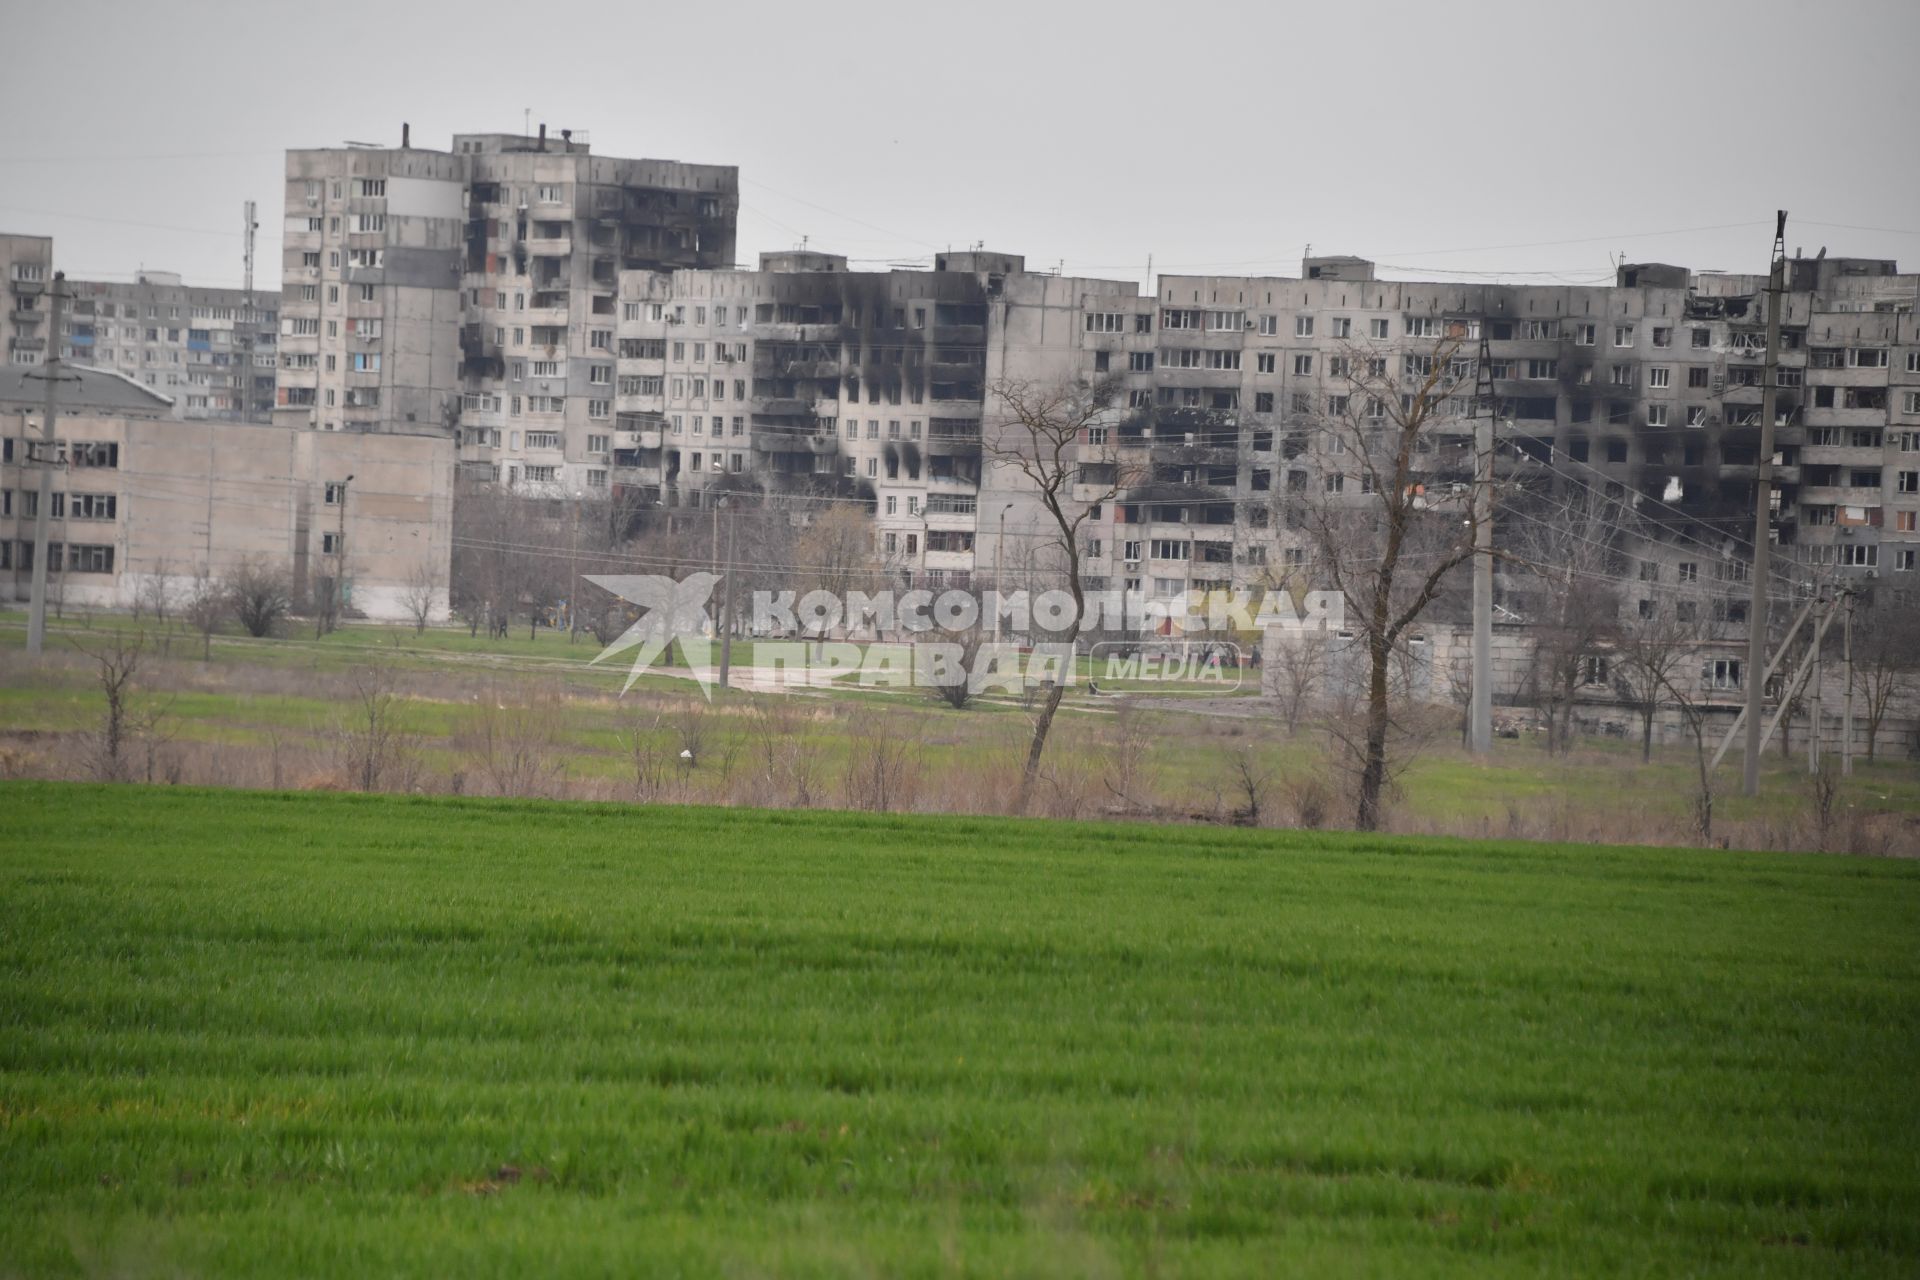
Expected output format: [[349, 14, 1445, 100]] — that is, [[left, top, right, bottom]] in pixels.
[[2, 784, 1916, 1277]]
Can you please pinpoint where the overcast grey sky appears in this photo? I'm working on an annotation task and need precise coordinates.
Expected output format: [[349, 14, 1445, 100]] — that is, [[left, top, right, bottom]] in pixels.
[[3, 0, 1916, 292]]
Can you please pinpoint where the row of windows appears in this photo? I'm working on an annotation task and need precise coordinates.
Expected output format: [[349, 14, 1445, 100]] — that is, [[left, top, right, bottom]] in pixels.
[[1091, 312, 1920, 366], [295, 248, 383, 271], [0, 490, 116, 519], [0, 541, 114, 573]]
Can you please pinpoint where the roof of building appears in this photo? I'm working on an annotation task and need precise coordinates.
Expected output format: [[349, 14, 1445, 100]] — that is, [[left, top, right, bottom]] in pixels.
[[0, 362, 177, 416]]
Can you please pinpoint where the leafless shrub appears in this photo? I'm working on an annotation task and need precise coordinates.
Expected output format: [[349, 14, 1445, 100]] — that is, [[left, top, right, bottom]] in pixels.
[[266, 728, 288, 791], [744, 697, 824, 807], [669, 704, 710, 770], [137, 560, 175, 629], [622, 707, 671, 803], [1029, 752, 1095, 820], [1100, 703, 1159, 815], [182, 568, 227, 660], [841, 709, 923, 813], [1269, 635, 1327, 737], [228, 557, 293, 638], [1285, 770, 1332, 829], [71, 629, 169, 782], [467, 682, 569, 798], [328, 662, 419, 792], [1226, 744, 1276, 826], [1808, 762, 1841, 853], [927, 628, 989, 710], [401, 561, 438, 636]]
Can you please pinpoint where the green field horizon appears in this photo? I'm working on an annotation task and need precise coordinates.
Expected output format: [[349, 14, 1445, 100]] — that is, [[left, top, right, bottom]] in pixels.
[[2, 783, 1917, 1277]]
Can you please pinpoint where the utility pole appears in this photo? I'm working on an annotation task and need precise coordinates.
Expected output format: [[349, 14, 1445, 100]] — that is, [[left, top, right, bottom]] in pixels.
[[332, 475, 352, 635], [239, 200, 257, 420], [992, 503, 1012, 643], [1841, 590, 1854, 776], [717, 498, 736, 689], [1808, 595, 1823, 774], [1469, 331, 1496, 755], [568, 491, 582, 643], [26, 273, 70, 656], [1741, 211, 1788, 798]]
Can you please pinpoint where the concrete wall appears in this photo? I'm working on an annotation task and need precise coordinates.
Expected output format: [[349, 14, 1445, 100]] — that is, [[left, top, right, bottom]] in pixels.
[[0, 411, 451, 623]]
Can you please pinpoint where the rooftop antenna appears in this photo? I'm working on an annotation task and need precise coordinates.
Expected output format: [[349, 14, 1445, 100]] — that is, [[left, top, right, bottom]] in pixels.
[[242, 199, 256, 300], [239, 199, 257, 418]]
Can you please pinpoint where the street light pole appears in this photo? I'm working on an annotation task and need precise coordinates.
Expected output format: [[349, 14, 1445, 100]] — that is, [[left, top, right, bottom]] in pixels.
[[717, 497, 736, 689], [25, 273, 69, 657], [319, 474, 352, 639], [1742, 211, 1788, 798], [568, 489, 583, 643], [992, 502, 1012, 643]]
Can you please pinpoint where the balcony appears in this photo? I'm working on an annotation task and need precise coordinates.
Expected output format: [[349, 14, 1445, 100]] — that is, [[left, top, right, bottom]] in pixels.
[[924, 508, 979, 530], [616, 413, 665, 451], [1150, 442, 1239, 467], [1798, 485, 1883, 506]]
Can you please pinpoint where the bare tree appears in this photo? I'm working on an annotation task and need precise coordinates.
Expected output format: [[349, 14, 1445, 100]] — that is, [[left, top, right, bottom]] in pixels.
[[451, 481, 562, 643], [1287, 335, 1484, 829], [130, 558, 174, 629], [984, 375, 1138, 812], [1267, 631, 1328, 737], [840, 709, 923, 812], [1851, 597, 1920, 762], [1226, 743, 1275, 826], [332, 663, 418, 791], [1509, 484, 1628, 755], [622, 706, 670, 803], [228, 557, 293, 638], [1617, 581, 1730, 841], [1660, 658, 1720, 845], [71, 630, 166, 782], [1610, 593, 1708, 764], [467, 682, 569, 798], [400, 561, 439, 636], [744, 697, 822, 807], [793, 502, 883, 633], [1099, 702, 1160, 815], [927, 624, 988, 709], [182, 566, 226, 661]]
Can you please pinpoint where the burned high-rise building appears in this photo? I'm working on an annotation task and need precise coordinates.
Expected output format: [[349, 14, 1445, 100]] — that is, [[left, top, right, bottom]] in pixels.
[[975, 255, 1919, 610], [276, 125, 738, 484]]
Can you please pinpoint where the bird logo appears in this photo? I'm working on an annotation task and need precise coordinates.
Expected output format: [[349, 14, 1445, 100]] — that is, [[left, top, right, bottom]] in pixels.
[[584, 572, 722, 697]]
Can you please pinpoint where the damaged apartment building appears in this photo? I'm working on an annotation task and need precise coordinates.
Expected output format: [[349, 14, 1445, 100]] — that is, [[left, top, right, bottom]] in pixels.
[[264, 128, 1917, 615], [489, 242, 1920, 610], [602, 249, 1134, 583], [974, 254, 1920, 620], [277, 125, 738, 473]]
